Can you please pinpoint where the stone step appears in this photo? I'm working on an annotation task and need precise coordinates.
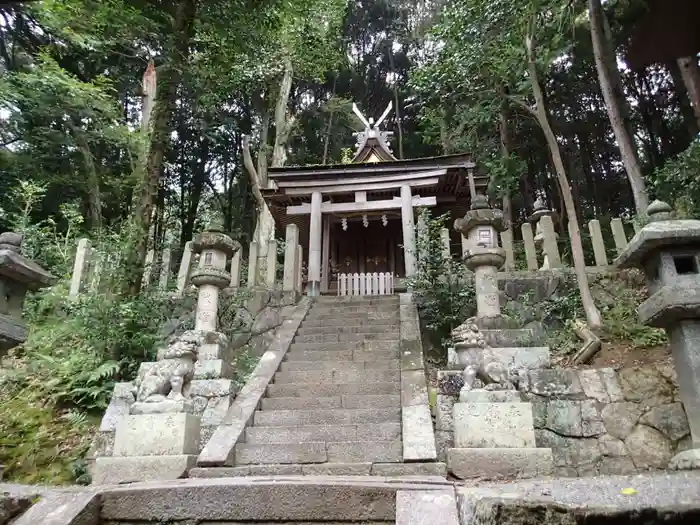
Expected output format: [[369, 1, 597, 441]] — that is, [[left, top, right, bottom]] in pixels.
[[315, 294, 399, 305], [234, 440, 403, 465], [261, 394, 400, 411], [266, 381, 399, 398], [289, 341, 399, 353], [293, 333, 400, 343], [245, 421, 402, 444], [301, 318, 399, 328], [284, 349, 400, 362], [296, 325, 398, 336], [309, 306, 398, 315], [190, 461, 447, 478], [280, 360, 400, 372], [274, 369, 400, 385], [304, 313, 399, 322], [253, 407, 400, 427]]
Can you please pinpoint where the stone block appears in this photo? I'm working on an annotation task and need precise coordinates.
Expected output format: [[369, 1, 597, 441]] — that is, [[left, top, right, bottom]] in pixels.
[[521, 369, 584, 398], [459, 389, 522, 403], [435, 430, 453, 462], [194, 359, 232, 379], [113, 412, 200, 457], [601, 402, 642, 439], [99, 396, 132, 432], [189, 378, 236, 398], [92, 455, 197, 484], [453, 402, 536, 449], [371, 462, 447, 477], [436, 394, 456, 431], [625, 424, 673, 469], [447, 447, 554, 480], [201, 396, 231, 426], [402, 404, 437, 461], [235, 443, 327, 464], [396, 490, 459, 525], [327, 440, 402, 463], [640, 402, 690, 441], [302, 462, 372, 475], [10, 492, 99, 525], [578, 369, 610, 402]]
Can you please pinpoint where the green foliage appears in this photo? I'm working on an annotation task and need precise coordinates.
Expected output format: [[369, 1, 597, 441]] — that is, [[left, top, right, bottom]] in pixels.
[[406, 209, 475, 358], [654, 138, 700, 218], [527, 272, 668, 358]]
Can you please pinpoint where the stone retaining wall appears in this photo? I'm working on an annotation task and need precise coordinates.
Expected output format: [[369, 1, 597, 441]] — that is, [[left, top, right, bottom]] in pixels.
[[435, 364, 691, 476]]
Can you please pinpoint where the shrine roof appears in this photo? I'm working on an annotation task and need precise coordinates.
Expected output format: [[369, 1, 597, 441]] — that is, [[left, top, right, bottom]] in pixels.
[[267, 152, 476, 180]]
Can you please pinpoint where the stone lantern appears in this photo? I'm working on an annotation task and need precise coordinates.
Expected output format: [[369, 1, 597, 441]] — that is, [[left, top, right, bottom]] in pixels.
[[0, 232, 55, 355], [615, 200, 700, 470], [454, 194, 507, 328], [190, 218, 240, 332], [530, 197, 557, 270]]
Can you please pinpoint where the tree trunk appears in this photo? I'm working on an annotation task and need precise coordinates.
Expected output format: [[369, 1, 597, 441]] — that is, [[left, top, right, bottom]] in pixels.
[[526, 35, 603, 330], [588, 0, 648, 215], [498, 102, 513, 235], [677, 56, 700, 130], [668, 59, 700, 138], [72, 127, 102, 230], [322, 77, 337, 165], [125, 0, 196, 296], [388, 48, 404, 159]]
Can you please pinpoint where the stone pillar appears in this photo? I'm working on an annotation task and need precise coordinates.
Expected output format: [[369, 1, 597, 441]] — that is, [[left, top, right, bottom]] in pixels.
[[615, 200, 700, 470], [176, 241, 193, 296], [454, 194, 507, 328], [229, 249, 241, 288], [500, 229, 515, 270], [441, 228, 451, 260], [610, 217, 628, 255], [190, 219, 240, 332], [283, 224, 299, 292], [588, 219, 609, 267], [321, 215, 331, 293], [265, 240, 277, 288], [401, 185, 417, 277], [159, 247, 172, 291], [247, 242, 259, 287], [530, 198, 560, 270], [417, 212, 428, 262], [307, 191, 322, 296], [521, 223, 538, 270], [297, 244, 304, 293], [69, 238, 91, 299]]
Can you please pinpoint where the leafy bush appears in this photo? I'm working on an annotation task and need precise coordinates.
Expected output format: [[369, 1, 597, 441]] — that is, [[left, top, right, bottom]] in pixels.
[[407, 209, 476, 360], [654, 137, 700, 218]]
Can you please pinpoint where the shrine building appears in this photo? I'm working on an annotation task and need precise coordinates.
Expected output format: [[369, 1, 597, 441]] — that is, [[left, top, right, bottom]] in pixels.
[[261, 103, 486, 295]]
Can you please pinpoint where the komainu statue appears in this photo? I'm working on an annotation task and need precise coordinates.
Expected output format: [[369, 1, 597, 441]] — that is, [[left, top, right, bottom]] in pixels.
[[132, 332, 199, 403], [451, 317, 517, 391]]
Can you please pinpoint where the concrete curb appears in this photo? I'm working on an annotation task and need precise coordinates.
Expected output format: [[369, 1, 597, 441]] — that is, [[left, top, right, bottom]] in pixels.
[[399, 292, 438, 462]]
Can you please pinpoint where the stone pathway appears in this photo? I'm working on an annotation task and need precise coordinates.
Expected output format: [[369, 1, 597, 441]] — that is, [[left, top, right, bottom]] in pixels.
[[192, 294, 444, 477]]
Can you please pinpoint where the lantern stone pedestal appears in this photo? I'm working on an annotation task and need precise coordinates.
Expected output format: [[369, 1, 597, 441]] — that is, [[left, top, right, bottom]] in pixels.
[[0, 232, 55, 355], [615, 201, 700, 470], [446, 197, 553, 480], [91, 220, 240, 484], [454, 194, 511, 330]]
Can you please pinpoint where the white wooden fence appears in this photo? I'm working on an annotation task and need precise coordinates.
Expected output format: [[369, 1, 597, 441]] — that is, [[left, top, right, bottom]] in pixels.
[[337, 272, 395, 296]]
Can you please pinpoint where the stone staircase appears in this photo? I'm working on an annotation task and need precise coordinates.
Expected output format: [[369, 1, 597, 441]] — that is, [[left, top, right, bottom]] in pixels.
[[193, 294, 445, 477], [234, 295, 402, 471]]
